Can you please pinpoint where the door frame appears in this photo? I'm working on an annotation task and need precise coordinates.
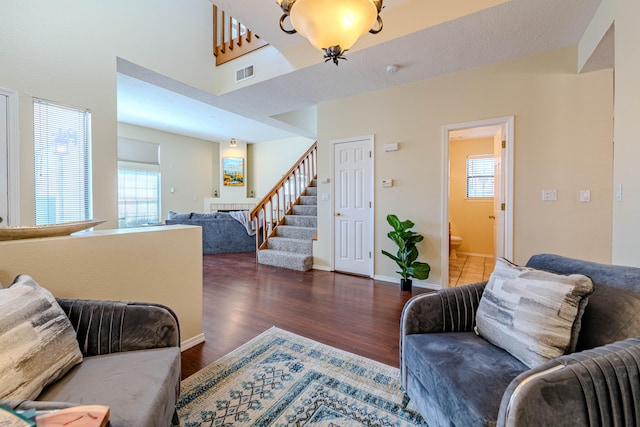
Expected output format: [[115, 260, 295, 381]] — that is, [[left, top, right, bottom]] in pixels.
[[330, 135, 375, 277], [441, 116, 514, 287], [0, 87, 20, 226]]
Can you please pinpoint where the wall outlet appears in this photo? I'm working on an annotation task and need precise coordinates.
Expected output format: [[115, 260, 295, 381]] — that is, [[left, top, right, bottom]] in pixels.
[[542, 189, 557, 201]]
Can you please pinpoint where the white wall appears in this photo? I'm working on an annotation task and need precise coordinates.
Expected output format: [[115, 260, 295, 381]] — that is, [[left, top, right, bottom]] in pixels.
[[0, 0, 217, 227], [317, 47, 614, 286]]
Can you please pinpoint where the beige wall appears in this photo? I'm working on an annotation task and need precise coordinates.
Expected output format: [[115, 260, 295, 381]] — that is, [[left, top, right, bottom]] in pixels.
[[317, 47, 614, 286], [250, 137, 316, 197], [610, 0, 640, 266], [0, 226, 203, 346], [449, 138, 495, 256], [578, 0, 640, 268], [3, 1, 635, 283], [118, 123, 219, 219]]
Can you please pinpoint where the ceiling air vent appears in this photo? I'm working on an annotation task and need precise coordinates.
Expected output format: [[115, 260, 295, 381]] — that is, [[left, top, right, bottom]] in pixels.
[[235, 65, 254, 82]]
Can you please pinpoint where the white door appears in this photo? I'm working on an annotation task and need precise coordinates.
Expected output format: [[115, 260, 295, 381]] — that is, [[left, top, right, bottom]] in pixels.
[[493, 127, 505, 258], [333, 136, 374, 276], [0, 94, 8, 225]]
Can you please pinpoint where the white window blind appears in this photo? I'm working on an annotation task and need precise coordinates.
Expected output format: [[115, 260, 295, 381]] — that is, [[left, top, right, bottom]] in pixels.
[[466, 155, 494, 198], [34, 99, 91, 225], [117, 138, 160, 165]]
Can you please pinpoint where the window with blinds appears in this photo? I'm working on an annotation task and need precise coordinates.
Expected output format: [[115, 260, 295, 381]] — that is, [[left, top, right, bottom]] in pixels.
[[117, 138, 161, 228], [117, 168, 161, 228], [34, 99, 91, 225], [466, 155, 494, 198]]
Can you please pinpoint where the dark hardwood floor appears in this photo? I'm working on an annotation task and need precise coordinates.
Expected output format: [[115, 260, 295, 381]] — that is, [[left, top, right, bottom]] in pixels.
[[180, 253, 433, 379]]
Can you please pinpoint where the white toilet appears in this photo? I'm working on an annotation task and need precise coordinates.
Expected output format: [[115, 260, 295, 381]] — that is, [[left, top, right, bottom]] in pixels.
[[450, 235, 463, 259]]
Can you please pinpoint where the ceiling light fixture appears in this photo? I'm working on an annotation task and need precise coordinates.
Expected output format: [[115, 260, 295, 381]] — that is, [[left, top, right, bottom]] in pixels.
[[229, 138, 237, 147], [386, 64, 399, 73], [277, 0, 384, 66]]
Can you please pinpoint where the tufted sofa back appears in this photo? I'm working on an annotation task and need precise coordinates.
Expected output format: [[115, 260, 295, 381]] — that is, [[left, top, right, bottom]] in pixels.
[[526, 254, 640, 351]]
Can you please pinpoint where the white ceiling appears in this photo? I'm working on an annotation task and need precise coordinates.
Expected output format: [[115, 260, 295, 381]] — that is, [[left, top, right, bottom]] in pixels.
[[117, 0, 607, 144], [117, 73, 298, 143]]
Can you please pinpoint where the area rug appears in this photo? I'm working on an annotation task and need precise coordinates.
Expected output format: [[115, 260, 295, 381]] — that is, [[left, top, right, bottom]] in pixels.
[[178, 327, 427, 426]]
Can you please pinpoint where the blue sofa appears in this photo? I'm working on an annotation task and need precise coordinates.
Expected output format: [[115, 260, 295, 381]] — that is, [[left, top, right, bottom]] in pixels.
[[165, 212, 256, 254], [400, 254, 640, 426]]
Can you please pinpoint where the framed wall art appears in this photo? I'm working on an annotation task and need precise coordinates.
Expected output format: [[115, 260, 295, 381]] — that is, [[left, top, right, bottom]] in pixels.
[[222, 157, 244, 186]]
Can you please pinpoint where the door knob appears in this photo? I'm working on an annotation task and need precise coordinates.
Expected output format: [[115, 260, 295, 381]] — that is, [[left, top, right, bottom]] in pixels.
[[489, 215, 495, 219], [0, 216, 3, 223], [335, 212, 341, 216]]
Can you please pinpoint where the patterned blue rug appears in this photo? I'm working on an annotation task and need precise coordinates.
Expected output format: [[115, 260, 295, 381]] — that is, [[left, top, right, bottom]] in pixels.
[[178, 327, 427, 426]]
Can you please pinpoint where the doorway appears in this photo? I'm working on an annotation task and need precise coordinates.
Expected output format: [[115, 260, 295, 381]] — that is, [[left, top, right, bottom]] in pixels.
[[442, 117, 514, 287], [331, 135, 374, 277]]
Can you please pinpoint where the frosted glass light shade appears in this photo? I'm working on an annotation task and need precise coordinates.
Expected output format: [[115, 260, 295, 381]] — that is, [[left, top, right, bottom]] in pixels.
[[289, 0, 378, 52]]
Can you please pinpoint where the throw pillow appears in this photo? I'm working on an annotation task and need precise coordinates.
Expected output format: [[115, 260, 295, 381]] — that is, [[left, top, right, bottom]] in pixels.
[[167, 211, 192, 220], [475, 258, 594, 368], [0, 275, 83, 400], [190, 212, 216, 219]]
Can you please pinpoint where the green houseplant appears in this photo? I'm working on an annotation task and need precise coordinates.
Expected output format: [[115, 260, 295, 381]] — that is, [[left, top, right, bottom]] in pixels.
[[381, 214, 431, 291]]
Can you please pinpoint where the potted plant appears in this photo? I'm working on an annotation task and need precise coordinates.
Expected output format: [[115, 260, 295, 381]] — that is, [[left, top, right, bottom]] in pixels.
[[381, 214, 431, 291]]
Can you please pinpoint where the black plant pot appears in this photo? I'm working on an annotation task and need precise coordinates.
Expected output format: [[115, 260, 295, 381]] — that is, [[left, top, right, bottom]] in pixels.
[[401, 278, 412, 292]]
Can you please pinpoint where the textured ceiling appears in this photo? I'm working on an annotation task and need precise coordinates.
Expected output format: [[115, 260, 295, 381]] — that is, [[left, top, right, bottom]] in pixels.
[[117, 0, 605, 143]]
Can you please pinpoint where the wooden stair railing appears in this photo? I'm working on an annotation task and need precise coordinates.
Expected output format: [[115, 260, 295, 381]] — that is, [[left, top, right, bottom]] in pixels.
[[213, 4, 269, 66], [250, 142, 317, 252]]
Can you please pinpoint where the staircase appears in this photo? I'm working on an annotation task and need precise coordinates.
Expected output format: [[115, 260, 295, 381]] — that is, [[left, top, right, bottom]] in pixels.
[[257, 180, 317, 271], [251, 142, 317, 272]]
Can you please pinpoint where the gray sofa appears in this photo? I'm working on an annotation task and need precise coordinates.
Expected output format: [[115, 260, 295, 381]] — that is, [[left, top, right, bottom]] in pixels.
[[165, 212, 256, 254], [2, 299, 181, 427], [400, 254, 640, 426]]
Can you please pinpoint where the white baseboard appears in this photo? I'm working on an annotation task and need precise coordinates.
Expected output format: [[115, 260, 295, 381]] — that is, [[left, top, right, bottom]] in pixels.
[[181, 333, 206, 352], [312, 264, 332, 272]]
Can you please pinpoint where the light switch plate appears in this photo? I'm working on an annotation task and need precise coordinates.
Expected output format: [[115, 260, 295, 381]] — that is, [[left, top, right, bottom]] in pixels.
[[382, 179, 393, 187], [542, 189, 557, 201], [579, 190, 590, 202]]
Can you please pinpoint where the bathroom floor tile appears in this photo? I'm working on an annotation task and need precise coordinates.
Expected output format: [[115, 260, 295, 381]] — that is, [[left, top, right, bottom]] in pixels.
[[449, 255, 495, 287]]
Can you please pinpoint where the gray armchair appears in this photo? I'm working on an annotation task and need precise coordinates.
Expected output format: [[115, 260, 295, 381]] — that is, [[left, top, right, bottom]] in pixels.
[[400, 254, 640, 426], [2, 299, 181, 427]]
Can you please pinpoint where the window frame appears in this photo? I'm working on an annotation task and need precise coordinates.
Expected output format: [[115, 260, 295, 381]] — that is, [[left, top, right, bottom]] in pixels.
[[465, 154, 495, 200], [33, 98, 92, 225], [117, 162, 162, 228]]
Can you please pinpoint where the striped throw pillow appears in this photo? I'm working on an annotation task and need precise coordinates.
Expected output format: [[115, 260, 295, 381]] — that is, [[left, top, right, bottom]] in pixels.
[[475, 258, 594, 368], [0, 275, 83, 400]]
